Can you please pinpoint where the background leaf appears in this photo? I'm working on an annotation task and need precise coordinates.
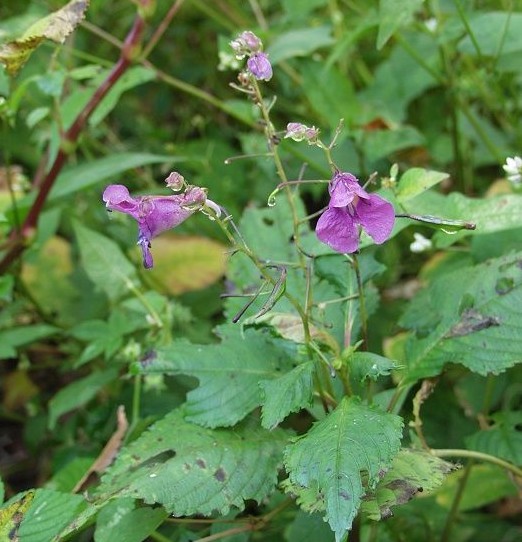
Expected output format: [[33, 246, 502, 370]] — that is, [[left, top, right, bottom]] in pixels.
[[96, 409, 288, 516], [377, 0, 425, 49], [284, 397, 403, 540]]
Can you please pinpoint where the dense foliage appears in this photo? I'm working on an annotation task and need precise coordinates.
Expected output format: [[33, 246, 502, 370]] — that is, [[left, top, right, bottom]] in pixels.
[[1, 1, 521, 541]]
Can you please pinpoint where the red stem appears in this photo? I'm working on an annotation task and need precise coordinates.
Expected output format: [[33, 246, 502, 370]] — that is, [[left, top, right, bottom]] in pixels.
[[0, 15, 145, 274]]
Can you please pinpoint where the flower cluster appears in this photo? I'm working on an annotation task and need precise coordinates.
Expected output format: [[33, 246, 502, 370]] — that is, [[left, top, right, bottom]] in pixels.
[[316, 172, 395, 253], [230, 30, 272, 81], [103, 173, 220, 269], [503, 156, 522, 185], [284, 122, 319, 144]]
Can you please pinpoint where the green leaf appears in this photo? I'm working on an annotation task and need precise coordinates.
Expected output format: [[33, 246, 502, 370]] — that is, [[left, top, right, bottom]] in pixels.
[[362, 448, 457, 520], [401, 252, 522, 382], [349, 352, 403, 382], [395, 168, 449, 203], [73, 221, 138, 301], [96, 409, 288, 516], [466, 412, 522, 465], [0, 324, 58, 359], [94, 498, 167, 542], [260, 359, 315, 430], [267, 26, 334, 64], [0, 491, 35, 541], [284, 398, 403, 540], [48, 368, 119, 429], [435, 464, 518, 511], [17, 489, 86, 542], [377, 0, 425, 49], [0, 0, 88, 75], [134, 325, 296, 427], [46, 457, 94, 493]]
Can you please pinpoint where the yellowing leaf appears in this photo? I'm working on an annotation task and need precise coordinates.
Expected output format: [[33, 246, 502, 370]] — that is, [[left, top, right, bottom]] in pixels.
[[144, 234, 226, 295], [0, 0, 89, 75]]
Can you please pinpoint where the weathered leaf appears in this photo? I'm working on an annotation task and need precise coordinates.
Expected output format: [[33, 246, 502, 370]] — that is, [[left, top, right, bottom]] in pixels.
[[73, 222, 138, 301], [362, 448, 457, 520], [401, 251, 522, 382], [0, 0, 89, 75], [94, 498, 167, 542], [133, 325, 297, 427], [17, 489, 86, 542], [0, 491, 34, 541], [284, 397, 403, 541], [96, 409, 289, 516], [260, 359, 315, 430], [143, 234, 226, 295]]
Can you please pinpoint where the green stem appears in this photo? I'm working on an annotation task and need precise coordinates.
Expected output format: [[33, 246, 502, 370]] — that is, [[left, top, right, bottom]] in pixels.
[[127, 281, 164, 329], [131, 374, 142, 429], [351, 254, 368, 350], [432, 449, 522, 478], [149, 531, 173, 542], [440, 459, 472, 542]]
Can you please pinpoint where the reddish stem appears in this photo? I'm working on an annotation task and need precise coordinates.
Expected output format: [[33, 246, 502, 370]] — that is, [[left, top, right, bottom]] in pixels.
[[0, 15, 145, 274]]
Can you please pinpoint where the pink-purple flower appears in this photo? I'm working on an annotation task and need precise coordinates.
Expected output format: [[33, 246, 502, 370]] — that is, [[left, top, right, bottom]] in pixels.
[[103, 177, 217, 269], [316, 172, 395, 253], [247, 52, 272, 81]]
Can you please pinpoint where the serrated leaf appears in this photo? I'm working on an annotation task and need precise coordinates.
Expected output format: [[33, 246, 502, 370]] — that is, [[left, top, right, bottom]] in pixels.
[[0, 491, 34, 540], [362, 448, 457, 520], [0, 0, 89, 75], [260, 359, 315, 430], [466, 412, 522, 465], [48, 368, 119, 429], [377, 0, 425, 49], [17, 489, 86, 542], [401, 252, 522, 382], [73, 221, 138, 301], [396, 168, 449, 203], [350, 352, 402, 382], [134, 325, 296, 427], [94, 498, 167, 542], [96, 409, 288, 516], [284, 398, 403, 540]]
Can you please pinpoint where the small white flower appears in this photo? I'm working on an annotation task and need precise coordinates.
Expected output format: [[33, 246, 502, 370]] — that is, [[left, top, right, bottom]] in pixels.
[[503, 156, 522, 184], [410, 233, 432, 253], [424, 18, 438, 33]]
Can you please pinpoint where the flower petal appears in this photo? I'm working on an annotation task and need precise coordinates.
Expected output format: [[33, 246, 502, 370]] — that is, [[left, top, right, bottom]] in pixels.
[[102, 184, 141, 218], [354, 193, 395, 244], [140, 195, 194, 239], [138, 235, 154, 269], [316, 207, 360, 253], [328, 172, 368, 207]]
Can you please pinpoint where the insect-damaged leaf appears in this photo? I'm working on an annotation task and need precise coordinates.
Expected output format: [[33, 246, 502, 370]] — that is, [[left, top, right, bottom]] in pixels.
[[0, 0, 89, 75], [96, 409, 289, 516]]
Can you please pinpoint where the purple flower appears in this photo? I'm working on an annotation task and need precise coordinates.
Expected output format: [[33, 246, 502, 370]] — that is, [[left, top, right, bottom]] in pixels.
[[247, 52, 272, 81], [230, 31, 262, 58], [102, 183, 208, 269], [285, 122, 319, 143], [316, 172, 395, 253]]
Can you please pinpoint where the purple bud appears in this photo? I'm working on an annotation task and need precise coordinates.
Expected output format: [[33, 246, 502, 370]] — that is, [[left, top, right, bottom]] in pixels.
[[285, 122, 319, 143], [165, 171, 185, 191], [247, 52, 272, 81], [230, 30, 263, 58]]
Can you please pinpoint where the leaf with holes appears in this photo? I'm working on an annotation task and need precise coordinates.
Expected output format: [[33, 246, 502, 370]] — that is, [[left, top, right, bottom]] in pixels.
[[284, 397, 403, 541], [132, 325, 297, 427], [96, 409, 289, 516], [400, 251, 522, 382]]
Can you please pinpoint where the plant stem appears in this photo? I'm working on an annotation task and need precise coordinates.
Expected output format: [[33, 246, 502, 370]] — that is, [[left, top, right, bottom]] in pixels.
[[351, 254, 368, 350], [0, 14, 146, 274], [141, 0, 186, 59], [150, 531, 173, 542], [440, 459, 472, 542], [432, 449, 522, 478]]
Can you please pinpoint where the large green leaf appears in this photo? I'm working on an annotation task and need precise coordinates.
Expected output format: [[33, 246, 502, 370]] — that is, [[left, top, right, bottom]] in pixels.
[[260, 359, 315, 430], [133, 325, 297, 427], [96, 409, 288, 516], [400, 252, 522, 382], [284, 397, 403, 541], [73, 222, 138, 301], [16, 489, 86, 542], [395, 168, 449, 203], [362, 448, 457, 520], [0, 324, 58, 359], [267, 26, 334, 63]]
